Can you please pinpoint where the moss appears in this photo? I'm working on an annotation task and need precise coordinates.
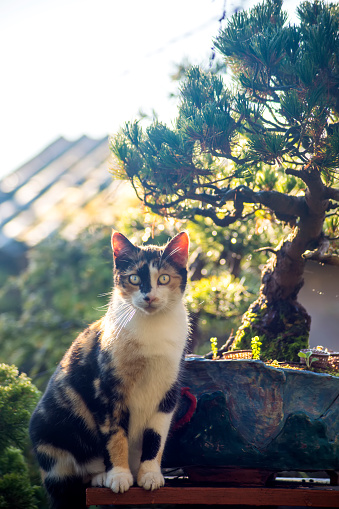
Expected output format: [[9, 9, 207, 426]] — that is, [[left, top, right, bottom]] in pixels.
[[233, 298, 310, 362]]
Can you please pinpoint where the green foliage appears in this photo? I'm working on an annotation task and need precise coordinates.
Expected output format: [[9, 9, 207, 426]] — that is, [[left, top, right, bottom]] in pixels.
[[0, 364, 40, 450], [210, 337, 218, 359], [298, 350, 319, 368], [179, 66, 237, 154], [214, 0, 287, 71], [187, 273, 254, 352], [233, 299, 309, 361], [251, 336, 262, 360], [0, 228, 113, 388], [0, 364, 41, 509]]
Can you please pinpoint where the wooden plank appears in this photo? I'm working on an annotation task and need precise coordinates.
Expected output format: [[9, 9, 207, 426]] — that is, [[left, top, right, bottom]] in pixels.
[[184, 466, 275, 485], [86, 485, 339, 507]]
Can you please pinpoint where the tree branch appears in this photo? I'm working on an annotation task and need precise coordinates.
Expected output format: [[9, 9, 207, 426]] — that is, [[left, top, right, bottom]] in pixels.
[[189, 207, 243, 227], [218, 185, 305, 218], [303, 253, 339, 266], [325, 187, 339, 202], [209, 150, 247, 165]]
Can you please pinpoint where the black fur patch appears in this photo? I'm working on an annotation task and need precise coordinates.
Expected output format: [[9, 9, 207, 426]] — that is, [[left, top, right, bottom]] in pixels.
[[67, 336, 99, 408], [98, 351, 123, 410], [159, 383, 179, 413], [35, 450, 57, 472], [119, 408, 130, 436], [44, 475, 87, 509], [140, 428, 161, 462], [30, 400, 100, 463], [137, 263, 152, 295]]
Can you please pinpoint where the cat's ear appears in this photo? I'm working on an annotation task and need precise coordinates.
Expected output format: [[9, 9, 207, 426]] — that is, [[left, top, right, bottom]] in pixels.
[[162, 232, 189, 267], [111, 231, 137, 260]]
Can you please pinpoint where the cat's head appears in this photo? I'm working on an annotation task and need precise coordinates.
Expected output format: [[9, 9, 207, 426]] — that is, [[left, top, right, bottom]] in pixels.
[[111, 231, 189, 315]]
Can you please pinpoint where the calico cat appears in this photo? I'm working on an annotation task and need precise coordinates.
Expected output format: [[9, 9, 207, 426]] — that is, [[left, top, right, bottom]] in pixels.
[[29, 231, 190, 509]]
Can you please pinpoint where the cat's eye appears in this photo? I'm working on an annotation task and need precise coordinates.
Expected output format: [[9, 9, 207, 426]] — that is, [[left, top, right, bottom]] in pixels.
[[129, 274, 141, 285], [158, 274, 170, 285]]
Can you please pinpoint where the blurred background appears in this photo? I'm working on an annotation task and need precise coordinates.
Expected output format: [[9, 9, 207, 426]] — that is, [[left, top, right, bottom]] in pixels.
[[0, 0, 337, 392]]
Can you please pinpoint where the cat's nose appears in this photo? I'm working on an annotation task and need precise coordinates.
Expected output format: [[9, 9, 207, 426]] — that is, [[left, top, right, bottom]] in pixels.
[[143, 294, 155, 303]]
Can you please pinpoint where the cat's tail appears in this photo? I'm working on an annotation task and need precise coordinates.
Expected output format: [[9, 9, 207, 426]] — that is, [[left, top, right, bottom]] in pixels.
[[44, 475, 88, 509]]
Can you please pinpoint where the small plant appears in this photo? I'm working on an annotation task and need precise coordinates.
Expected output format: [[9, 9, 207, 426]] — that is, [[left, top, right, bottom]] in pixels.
[[298, 350, 319, 369], [210, 337, 218, 360], [251, 336, 262, 360]]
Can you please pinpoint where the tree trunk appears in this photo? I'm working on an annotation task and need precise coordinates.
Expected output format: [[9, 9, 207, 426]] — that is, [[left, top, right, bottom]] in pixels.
[[231, 167, 329, 361]]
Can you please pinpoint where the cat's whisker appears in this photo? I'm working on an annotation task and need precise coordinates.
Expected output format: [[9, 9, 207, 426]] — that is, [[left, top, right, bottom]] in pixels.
[[98, 292, 113, 298], [115, 302, 134, 317], [113, 305, 132, 325], [120, 308, 136, 329], [95, 291, 114, 311], [95, 304, 110, 311], [112, 303, 136, 337], [111, 302, 132, 320], [112, 310, 130, 330], [115, 312, 135, 338]]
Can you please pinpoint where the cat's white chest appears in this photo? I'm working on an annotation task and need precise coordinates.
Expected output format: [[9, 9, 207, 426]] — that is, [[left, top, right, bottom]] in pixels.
[[126, 354, 177, 443], [128, 355, 174, 407], [130, 304, 188, 356], [124, 305, 188, 439]]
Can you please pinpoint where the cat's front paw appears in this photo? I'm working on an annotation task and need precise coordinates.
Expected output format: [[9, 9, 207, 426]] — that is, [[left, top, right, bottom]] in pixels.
[[91, 471, 107, 487], [137, 470, 165, 491], [105, 467, 134, 493]]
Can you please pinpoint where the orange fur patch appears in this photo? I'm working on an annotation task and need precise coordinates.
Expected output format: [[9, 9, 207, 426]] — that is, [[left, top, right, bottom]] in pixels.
[[106, 428, 129, 469]]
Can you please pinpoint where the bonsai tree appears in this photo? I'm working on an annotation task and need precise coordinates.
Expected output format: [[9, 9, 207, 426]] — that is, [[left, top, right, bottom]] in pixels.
[[111, 0, 339, 361]]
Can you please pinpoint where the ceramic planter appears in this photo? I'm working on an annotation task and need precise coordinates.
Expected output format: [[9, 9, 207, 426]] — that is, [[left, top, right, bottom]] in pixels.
[[164, 357, 339, 476]]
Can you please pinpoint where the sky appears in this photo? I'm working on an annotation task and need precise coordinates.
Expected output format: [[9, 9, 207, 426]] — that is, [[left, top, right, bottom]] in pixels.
[[0, 0, 298, 179]]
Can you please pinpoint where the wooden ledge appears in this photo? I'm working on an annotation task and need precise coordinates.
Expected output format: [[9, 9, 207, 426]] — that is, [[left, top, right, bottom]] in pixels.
[[86, 484, 339, 507]]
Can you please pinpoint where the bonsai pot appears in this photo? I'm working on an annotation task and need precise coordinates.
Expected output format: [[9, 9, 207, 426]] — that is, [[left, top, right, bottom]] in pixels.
[[164, 357, 339, 479]]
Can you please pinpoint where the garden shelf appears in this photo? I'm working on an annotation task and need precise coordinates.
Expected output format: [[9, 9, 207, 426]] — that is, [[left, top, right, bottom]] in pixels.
[[86, 478, 339, 507]]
